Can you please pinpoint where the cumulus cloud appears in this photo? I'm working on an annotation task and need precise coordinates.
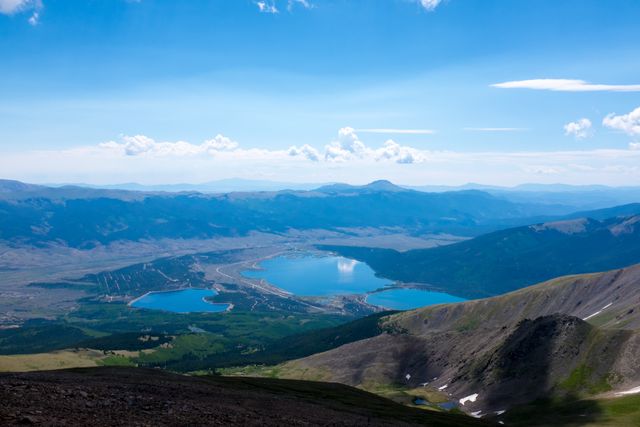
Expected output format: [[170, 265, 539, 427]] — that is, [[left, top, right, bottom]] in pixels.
[[324, 127, 369, 162], [375, 140, 423, 164], [288, 144, 320, 161], [629, 143, 640, 151], [100, 134, 242, 157], [603, 107, 640, 136], [492, 79, 640, 92], [564, 118, 593, 140], [320, 127, 425, 164], [99, 129, 426, 165]]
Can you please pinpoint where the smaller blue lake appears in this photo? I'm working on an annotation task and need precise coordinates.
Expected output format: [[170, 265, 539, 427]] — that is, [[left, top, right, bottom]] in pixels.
[[130, 289, 230, 313], [241, 254, 392, 296], [366, 288, 467, 310]]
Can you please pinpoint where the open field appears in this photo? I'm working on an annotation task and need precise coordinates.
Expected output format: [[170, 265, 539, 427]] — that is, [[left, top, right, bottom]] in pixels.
[[0, 350, 103, 372]]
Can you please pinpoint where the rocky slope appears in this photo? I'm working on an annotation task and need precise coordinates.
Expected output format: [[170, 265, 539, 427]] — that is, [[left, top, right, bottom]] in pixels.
[[0, 367, 489, 427], [275, 264, 640, 417]]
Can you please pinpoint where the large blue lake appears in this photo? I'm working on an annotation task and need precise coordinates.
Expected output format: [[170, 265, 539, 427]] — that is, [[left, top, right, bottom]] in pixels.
[[241, 254, 467, 310], [366, 288, 467, 310], [130, 288, 230, 313], [242, 254, 392, 296]]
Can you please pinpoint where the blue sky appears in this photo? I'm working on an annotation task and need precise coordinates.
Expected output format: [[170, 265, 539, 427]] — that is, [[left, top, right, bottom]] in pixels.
[[1, 0, 639, 185]]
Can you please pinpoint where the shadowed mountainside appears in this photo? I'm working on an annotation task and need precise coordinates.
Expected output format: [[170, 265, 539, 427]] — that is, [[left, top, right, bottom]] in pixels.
[[272, 264, 640, 416], [0, 179, 576, 248], [323, 213, 640, 298]]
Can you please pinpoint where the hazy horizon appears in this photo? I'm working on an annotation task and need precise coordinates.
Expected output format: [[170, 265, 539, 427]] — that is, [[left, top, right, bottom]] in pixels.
[[1, 0, 639, 186]]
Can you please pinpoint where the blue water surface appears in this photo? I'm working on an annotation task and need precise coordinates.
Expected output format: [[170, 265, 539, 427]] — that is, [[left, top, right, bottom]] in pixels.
[[241, 254, 392, 296], [130, 288, 230, 313], [366, 288, 467, 310]]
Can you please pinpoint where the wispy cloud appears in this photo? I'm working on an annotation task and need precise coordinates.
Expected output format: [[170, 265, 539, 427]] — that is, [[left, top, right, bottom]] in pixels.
[[355, 128, 436, 135], [564, 118, 593, 140], [0, 0, 41, 24], [417, 0, 443, 11], [256, 0, 313, 13], [0, 0, 30, 14], [603, 107, 640, 136], [256, 1, 278, 14], [463, 127, 527, 132], [492, 79, 640, 92], [287, 0, 313, 11]]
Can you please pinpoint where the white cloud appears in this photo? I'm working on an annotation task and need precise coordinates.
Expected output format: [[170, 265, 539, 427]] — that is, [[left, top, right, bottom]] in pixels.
[[27, 9, 37, 24], [324, 127, 369, 162], [256, 0, 313, 13], [0, 0, 41, 24], [288, 144, 320, 161], [256, 1, 278, 14], [6, 144, 640, 187], [288, 0, 312, 11], [9, 127, 640, 186], [375, 139, 424, 164], [100, 129, 426, 165], [492, 79, 640, 92], [356, 128, 436, 135], [100, 134, 243, 157], [321, 128, 425, 164], [418, 0, 442, 11], [203, 134, 240, 152], [564, 118, 593, 140], [603, 107, 640, 136], [0, 0, 29, 14]]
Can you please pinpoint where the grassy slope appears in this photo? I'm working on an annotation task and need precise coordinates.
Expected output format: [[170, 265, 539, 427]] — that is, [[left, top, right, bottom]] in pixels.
[[503, 394, 640, 427], [0, 308, 395, 373], [227, 266, 640, 425], [0, 350, 103, 372]]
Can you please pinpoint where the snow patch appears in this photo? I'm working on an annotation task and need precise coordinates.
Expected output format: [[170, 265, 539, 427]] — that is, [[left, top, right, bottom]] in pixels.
[[459, 393, 479, 405], [616, 386, 640, 396], [405, 374, 411, 380], [583, 303, 613, 321], [438, 384, 448, 391], [495, 410, 506, 415], [470, 411, 483, 418]]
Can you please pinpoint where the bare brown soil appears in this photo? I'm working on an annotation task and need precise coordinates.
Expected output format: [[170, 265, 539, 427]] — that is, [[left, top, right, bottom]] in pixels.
[[0, 367, 489, 426]]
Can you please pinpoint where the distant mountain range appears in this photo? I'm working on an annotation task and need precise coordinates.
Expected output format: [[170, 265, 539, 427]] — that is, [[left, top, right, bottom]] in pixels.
[[0, 179, 582, 248], [47, 178, 327, 194], [323, 208, 640, 298], [32, 178, 640, 210]]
